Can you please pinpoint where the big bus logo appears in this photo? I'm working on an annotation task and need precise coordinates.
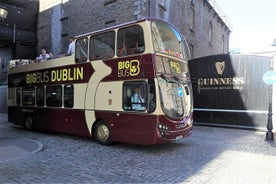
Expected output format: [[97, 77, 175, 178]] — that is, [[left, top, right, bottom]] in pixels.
[[26, 66, 84, 84], [118, 60, 140, 77]]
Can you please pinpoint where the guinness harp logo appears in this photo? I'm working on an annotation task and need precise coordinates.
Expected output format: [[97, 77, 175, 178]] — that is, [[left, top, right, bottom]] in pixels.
[[215, 61, 225, 75]]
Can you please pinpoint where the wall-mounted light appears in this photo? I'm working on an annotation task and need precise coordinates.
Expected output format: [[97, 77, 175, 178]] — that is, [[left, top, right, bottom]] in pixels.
[[0, 7, 8, 19]]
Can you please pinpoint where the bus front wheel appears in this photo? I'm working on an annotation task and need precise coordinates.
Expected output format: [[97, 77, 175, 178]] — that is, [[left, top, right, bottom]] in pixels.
[[93, 121, 112, 145]]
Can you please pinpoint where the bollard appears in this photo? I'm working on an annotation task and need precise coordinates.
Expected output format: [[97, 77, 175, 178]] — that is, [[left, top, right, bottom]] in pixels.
[[266, 103, 274, 141]]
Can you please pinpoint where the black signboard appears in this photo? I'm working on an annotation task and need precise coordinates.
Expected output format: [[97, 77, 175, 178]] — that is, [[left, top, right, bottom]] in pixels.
[[189, 54, 271, 129]]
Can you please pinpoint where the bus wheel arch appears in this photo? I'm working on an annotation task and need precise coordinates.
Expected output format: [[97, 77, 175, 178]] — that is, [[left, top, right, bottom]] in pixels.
[[92, 120, 112, 145]]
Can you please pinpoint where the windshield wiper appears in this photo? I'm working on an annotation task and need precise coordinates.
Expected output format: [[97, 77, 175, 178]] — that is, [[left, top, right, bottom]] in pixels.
[[173, 76, 184, 84], [160, 74, 174, 83], [161, 74, 182, 84], [173, 76, 192, 86]]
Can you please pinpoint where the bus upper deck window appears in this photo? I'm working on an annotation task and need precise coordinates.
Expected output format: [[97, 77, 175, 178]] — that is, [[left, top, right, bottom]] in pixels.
[[90, 31, 115, 61], [117, 25, 145, 57], [75, 37, 88, 63]]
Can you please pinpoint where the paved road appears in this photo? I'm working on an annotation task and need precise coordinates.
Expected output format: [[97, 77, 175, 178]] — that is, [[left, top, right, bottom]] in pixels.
[[0, 113, 276, 183]]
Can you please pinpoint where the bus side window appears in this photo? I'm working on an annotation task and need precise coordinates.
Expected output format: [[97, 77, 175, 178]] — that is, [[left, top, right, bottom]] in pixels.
[[89, 31, 115, 61], [123, 81, 147, 111], [117, 25, 145, 57], [75, 37, 88, 63], [46, 85, 62, 107], [22, 87, 35, 106], [36, 86, 44, 106], [123, 87, 132, 110], [64, 84, 74, 108], [16, 88, 22, 106]]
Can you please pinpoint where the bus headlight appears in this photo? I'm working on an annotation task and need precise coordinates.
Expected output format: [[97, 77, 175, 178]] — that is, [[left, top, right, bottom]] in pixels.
[[157, 123, 170, 131]]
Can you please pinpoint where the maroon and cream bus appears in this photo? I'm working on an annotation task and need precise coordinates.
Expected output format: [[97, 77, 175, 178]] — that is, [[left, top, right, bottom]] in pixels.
[[8, 18, 193, 145]]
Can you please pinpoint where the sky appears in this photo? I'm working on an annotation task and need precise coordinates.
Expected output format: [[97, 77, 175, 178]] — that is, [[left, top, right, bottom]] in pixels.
[[216, 0, 276, 54]]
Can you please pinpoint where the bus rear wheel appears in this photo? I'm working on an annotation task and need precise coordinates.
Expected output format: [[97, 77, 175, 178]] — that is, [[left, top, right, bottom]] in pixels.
[[25, 116, 33, 129], [93, 121, 112, 145]]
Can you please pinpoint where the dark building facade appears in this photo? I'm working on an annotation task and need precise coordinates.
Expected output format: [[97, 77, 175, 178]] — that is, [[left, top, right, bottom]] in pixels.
[[0, 0, 38, 84], [37, 0, 231, 59]]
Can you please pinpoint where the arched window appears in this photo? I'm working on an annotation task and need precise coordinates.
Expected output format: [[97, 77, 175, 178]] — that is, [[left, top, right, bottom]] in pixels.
[[209, 21, 213, 45], [190, 6, 195, 31], [222, 35, 225, 53]]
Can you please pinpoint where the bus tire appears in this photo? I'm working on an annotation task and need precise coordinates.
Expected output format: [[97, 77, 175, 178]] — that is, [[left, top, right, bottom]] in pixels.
[[93, 121, 112, 145], [25, 116, 33, 130]]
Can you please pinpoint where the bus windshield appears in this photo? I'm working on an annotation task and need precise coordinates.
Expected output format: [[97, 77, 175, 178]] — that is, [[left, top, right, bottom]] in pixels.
[[151, 20, 189, 60], [158, 75, 192, 119]]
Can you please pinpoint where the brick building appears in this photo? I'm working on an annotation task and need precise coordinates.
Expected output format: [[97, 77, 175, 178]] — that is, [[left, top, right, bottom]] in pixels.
[[0, 0, 230, 83], [38, 0, 231, 59]]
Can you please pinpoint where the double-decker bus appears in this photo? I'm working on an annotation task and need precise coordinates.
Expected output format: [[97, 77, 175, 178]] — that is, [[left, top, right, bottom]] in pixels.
[[7, 18, 193, 145]]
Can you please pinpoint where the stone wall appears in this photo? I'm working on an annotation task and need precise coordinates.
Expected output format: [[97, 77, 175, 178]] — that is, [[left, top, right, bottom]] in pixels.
[[37, 0, 230, 59]]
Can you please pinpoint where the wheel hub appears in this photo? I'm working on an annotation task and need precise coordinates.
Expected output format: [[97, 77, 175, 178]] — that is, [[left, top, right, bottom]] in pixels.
[[97, 125, 109, 141]]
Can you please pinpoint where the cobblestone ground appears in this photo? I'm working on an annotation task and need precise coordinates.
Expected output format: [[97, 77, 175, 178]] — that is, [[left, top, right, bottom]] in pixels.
[[0, 113, 276, 184]]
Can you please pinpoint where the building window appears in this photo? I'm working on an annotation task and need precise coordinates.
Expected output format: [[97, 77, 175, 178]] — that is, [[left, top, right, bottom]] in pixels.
[[105, 20, 116, 27], [89, 31, 115, 61], [222, 35, 225, 53], [189, 44, 194, 58], [190, 6, 195, 31], [104, 0, 116, 6], [209, 21, 213, 45], [159, 0, 166, 10]]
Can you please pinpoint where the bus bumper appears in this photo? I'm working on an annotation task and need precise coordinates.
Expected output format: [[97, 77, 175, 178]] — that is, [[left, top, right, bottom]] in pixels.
[[155, 122, 193, 143]]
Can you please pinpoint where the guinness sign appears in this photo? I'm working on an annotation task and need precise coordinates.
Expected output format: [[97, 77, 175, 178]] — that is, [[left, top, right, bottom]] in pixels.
[[188, 54, 272, 129], [196, 60, 245, 93]]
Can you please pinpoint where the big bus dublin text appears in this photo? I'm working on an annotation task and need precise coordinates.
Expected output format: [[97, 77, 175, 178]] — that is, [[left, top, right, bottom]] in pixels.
[[8, 18, 193, 145]]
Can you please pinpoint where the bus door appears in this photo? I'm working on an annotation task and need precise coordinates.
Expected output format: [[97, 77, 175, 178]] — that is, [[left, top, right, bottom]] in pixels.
[[112, 79, 156, 143]]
